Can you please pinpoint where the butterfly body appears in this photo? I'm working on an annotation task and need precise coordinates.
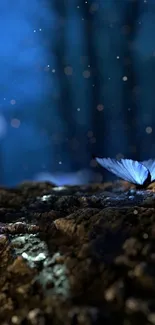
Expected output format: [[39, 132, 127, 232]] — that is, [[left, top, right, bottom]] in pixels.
[[136, 172, 151, 189], [95, 157, 155, 188]]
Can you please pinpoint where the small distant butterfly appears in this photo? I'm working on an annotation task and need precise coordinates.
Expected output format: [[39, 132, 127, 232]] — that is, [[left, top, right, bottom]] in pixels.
[[95, 157, 155, 188]]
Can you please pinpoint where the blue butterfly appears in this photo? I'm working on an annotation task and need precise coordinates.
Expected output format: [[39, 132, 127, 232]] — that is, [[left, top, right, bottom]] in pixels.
[[95, 157, 155, 187]]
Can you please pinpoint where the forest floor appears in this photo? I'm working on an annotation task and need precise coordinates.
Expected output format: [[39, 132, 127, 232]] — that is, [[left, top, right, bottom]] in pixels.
[[0, 180, 155, 325]]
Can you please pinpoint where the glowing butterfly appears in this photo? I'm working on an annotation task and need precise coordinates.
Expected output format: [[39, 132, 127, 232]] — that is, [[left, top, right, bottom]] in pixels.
[[95, 158, 155, 187]]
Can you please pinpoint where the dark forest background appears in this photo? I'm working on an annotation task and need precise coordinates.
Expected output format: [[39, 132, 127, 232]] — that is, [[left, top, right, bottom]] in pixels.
[[0, 0, 155, 186]]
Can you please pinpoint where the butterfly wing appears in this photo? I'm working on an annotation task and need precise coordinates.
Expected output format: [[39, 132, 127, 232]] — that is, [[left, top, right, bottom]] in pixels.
[[141, 159, 155, 181], [95, 157, 149, 185]]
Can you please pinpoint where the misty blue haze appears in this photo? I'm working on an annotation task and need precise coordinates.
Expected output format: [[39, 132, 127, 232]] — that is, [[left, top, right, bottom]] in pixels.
[[0, 0, 155, 186]]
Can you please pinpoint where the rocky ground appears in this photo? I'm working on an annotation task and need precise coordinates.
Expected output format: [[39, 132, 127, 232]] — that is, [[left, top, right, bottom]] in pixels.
[[0, 180, 155, 324]]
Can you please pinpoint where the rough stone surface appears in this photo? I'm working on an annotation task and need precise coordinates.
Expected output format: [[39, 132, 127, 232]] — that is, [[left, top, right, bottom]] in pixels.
[[0, 180, 155, 324]]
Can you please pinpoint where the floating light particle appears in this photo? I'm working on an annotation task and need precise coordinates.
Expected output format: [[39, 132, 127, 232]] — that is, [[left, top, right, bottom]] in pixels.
[[146, 126, 152, 134], [123, 76, 128, 81], [39, 28, 42, 31], [28, 309, 40, 322], [11, 118, 20, 128], [52, 69, 56, 73], [77, 5, 80, 8], [108, 77, 111, 80], [59, 161, 62, 165], [33, 29, 36, 33], [77, 108, 80, 111], [97, 104, 104, 111], [12, 315, 19, 324], [64, 66, 73, 75], [83, 70, 90, 78], [10, 99, 16, 105], [143, 233, 148, 239], [116, 56, 120, 59], [133, 210, 138, 215]]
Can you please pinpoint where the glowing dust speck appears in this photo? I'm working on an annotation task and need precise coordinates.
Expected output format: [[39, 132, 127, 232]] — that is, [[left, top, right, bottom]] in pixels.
[[146, 126, 152, 134], [83, 70, 90, 78], [123, 76, 128, 81], [10, 99, 16, 105], [12, 316, 19, 324], [11, 118, 20, 128], [28, 309, 40, 321], [59, 161, 62, 165], [143, 233, 148, 239], [133, 210, 138, 215], [97, 104, 104, 111]]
